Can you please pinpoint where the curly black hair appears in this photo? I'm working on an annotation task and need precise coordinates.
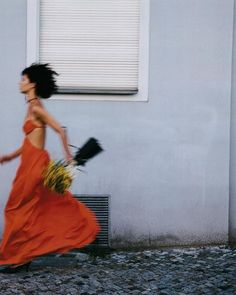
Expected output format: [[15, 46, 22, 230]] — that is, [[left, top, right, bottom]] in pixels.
[[21, 63, 59, 98]]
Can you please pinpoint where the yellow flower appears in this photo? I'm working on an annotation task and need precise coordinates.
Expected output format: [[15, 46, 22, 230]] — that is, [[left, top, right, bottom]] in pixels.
[[42, 160, 74, 195]]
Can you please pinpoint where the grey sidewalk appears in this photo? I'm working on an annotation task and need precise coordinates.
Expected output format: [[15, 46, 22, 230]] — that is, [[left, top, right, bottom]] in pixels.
[[0, 244, 236, 295]]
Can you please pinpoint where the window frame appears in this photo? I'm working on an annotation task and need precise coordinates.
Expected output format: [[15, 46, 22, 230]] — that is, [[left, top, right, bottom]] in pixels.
[[27, 0, 150, 102]]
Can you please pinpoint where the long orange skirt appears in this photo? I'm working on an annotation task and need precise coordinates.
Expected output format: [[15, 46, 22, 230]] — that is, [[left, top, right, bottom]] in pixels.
[[0, 137, 101, 265]]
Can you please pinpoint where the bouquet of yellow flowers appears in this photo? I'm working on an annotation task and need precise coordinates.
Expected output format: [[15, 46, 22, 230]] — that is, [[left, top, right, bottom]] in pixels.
[[42, 137, 103, 195], [42, 160, 76, 194]]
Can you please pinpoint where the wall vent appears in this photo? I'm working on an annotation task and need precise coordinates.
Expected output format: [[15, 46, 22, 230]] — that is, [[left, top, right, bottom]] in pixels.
[[74, 195, 110, 248]]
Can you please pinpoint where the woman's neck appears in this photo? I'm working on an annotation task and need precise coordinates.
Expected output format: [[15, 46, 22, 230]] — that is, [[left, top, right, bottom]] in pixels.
[[25, 89, 38, 103], [26, 97, 38, 103]]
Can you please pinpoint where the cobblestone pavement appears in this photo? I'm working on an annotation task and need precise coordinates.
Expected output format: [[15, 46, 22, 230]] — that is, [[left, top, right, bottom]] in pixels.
[[0, 244, 236, 295]]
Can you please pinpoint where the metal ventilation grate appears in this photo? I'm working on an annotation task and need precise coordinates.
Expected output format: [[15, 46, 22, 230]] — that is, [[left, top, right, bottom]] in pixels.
[[74, 195, 110, 248]]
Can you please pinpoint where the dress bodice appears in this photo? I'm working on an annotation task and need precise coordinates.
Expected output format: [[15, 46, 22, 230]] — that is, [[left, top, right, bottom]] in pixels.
[[23, 119, 46, 135]]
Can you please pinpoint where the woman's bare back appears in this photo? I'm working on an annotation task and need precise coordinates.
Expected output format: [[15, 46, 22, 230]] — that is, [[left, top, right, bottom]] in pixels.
[[24, 100, 46, 150]]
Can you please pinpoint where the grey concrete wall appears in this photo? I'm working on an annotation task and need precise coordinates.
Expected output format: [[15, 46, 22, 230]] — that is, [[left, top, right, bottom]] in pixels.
[[0, 0, 234, 248], [229, 0, 236, 243], [0, 1, 27, 215]]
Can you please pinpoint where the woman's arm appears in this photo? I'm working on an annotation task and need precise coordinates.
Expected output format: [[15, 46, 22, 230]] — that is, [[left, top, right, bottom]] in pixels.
[[8, 146, 23, 159], [0, 146, 22, 164], [31, 105, 73, 161]]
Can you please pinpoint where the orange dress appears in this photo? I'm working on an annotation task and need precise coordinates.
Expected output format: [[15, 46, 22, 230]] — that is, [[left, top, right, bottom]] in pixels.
[[0, 119, 101, 265]]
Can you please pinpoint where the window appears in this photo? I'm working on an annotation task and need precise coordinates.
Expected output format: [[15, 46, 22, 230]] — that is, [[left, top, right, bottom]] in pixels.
[[27, 0, 150, 101]]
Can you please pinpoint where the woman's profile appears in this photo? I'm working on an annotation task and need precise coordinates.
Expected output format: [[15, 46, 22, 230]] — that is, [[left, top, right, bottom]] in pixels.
[[0, 63, 101, 273]]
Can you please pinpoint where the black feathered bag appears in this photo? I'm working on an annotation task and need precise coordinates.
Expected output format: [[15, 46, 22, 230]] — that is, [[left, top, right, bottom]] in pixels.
[[42, 128, 104, 194], [71, 137, 104, 167]]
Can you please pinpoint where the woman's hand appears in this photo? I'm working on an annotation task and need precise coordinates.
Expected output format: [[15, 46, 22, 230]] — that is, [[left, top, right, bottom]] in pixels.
[[65, 152, 74, 164], [0, 154, 13, 164]]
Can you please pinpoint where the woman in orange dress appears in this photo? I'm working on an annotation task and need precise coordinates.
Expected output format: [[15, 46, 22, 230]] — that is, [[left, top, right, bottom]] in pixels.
[[0, 63, 101, 273]]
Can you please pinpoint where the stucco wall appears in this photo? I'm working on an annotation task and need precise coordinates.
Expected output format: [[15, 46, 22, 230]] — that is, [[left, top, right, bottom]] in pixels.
[[230, 0, 236, 243], [0, 1, 27, 216], [0, 0, 234, 248]]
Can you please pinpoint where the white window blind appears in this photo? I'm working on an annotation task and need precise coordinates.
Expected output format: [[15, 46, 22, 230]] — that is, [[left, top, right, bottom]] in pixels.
[[39, 0, 140, 94]]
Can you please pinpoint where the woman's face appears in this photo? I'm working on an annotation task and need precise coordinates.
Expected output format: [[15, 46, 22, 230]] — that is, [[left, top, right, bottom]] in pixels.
[[19, 74, 35, 94]]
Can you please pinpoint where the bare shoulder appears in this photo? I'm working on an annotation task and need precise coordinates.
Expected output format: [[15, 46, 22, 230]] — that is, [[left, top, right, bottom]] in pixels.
[[31, 100, 46, 114], [30, 100, 49, 124]]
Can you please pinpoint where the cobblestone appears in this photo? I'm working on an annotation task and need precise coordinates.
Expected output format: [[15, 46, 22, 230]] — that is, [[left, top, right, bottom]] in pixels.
[[0, 245, 236, 294]]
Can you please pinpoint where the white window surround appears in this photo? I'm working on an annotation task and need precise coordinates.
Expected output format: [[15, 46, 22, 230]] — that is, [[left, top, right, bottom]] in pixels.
[[27, 0, 150, 102]]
